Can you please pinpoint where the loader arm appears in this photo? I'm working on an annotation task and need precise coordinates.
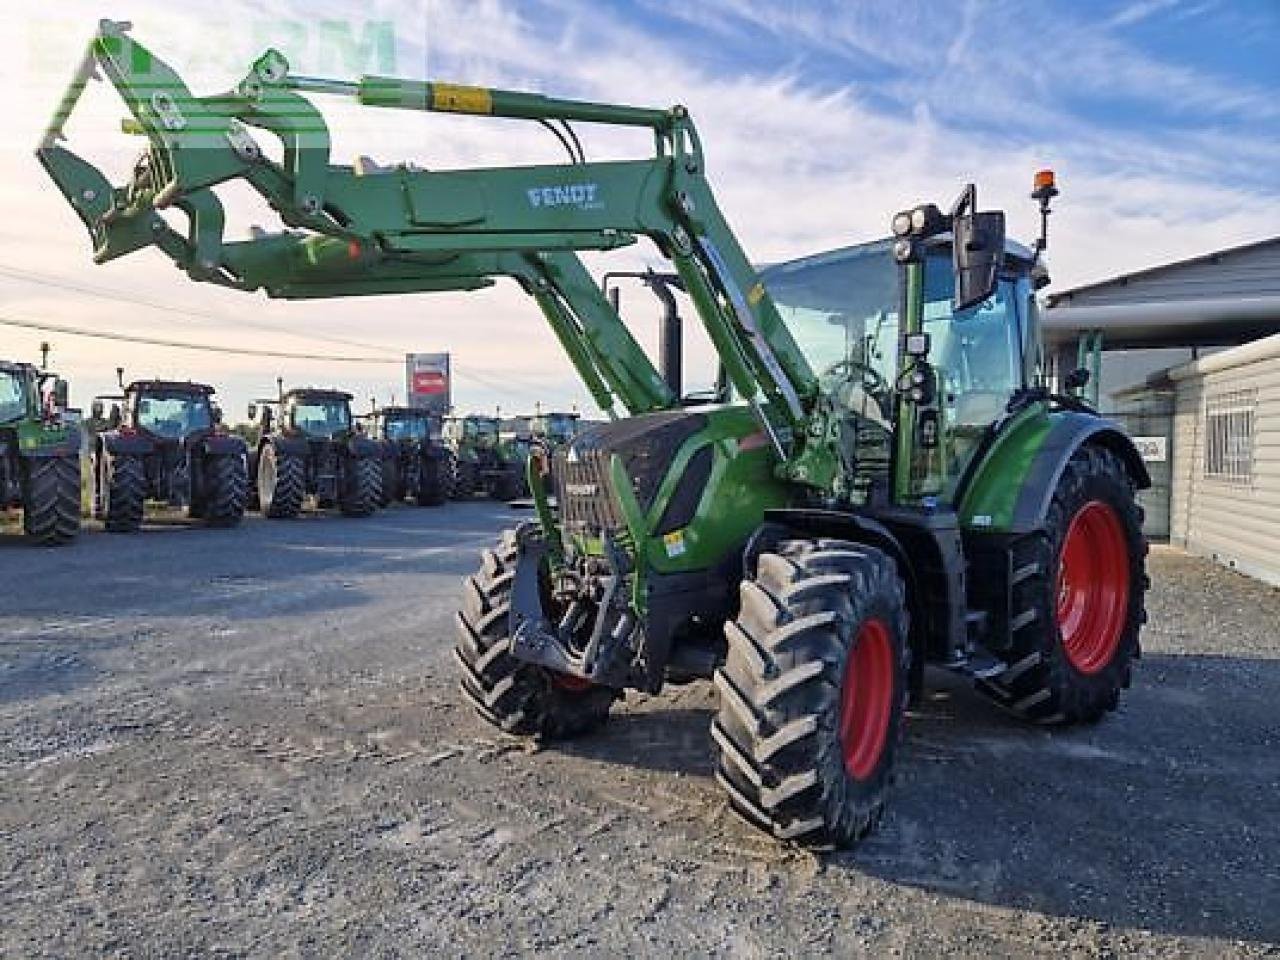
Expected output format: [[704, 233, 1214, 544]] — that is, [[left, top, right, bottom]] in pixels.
[[37, 22, 824, 466]]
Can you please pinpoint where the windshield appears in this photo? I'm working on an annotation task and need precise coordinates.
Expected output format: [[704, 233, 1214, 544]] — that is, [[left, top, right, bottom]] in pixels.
[[136, 392, 212, 438], [291, 398, 351, 438], [0, 371, 24, 423], [467, 418, 499, 446], [536, 415, 577, 442], [385, 414, 430, 441]]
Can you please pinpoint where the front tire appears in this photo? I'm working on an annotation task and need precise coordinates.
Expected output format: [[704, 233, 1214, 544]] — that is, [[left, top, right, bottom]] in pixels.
[[101, 454, 145, 533], [454, 530, 617, 739], [339, 456, 381, 517], [977, 445, 1147, 724], [258, 444, 303, 519], [712, 539, 909, 848], [416, 449, 449, 507], [201, 453, 247, 527], [21, 455, 80, 545]]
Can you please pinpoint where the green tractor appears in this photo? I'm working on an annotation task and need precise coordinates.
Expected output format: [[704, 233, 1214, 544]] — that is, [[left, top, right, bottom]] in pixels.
[[39, 27, 1149, 848], [443, 414, 525, 501], [0, 359, 80, 544], [246, 386, 382, 518], [88, 375, 247, 531], [365, 404, 453, 507]]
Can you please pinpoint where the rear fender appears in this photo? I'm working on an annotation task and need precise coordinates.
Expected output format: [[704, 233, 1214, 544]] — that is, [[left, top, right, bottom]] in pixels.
[[960, 408, 1150, 536], [263, 436, 309, 458], [199, 434, 248, 457], [99, 430, 154, 457]]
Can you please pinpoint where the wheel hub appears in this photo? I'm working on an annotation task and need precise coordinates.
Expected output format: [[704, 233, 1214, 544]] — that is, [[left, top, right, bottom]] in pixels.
[[838, 619, 895, 781], [1056, 500, 1129, 675]]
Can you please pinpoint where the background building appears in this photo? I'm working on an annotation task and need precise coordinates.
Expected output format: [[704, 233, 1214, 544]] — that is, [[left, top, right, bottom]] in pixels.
[[1044, 237, 1280, 585]]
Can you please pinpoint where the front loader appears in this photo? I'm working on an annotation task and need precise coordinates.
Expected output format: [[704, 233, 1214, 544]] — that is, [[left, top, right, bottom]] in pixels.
[[0, 358, 80, 544], [246, 386, 381, 518], [89, 375, 247, 531], [39, 24, 1149, 848]]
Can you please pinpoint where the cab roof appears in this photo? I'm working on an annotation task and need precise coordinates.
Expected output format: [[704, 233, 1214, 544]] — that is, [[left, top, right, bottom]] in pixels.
[[127, 379, 215, 395], [283, 388, 352, 402]]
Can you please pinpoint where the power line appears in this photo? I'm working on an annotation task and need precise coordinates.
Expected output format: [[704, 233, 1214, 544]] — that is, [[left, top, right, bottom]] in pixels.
[[0, 263, 403, 357], [0, 313, 399, 363]]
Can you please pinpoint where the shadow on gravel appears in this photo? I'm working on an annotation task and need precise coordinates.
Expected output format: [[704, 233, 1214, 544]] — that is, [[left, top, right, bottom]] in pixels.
[[560, 706, 717, 776], [553, 657, 1280, 944]]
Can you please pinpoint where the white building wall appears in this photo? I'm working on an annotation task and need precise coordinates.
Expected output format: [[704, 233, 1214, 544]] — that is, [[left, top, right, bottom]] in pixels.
[[1170, 334, 1280, 586]]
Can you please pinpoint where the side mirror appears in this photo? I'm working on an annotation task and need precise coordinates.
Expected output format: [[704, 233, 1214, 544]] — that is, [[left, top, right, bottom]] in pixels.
[[90, 399, 104, 421], [108, 403, 122, 429], [211, 404, 223, 424], [1064, 367, 1091, 393], [247, 403, 257, 421], [953, 210, 1005, 312], [52, 379, 69, 410], [262, 407, 274, 431]]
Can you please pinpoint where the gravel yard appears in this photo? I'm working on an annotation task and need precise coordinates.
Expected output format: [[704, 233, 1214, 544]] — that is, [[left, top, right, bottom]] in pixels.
[[1, 505, 1277, 958]]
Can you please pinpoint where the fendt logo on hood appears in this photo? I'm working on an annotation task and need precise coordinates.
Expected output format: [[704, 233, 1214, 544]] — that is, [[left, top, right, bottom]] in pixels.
[[526, 183, 602, 210]]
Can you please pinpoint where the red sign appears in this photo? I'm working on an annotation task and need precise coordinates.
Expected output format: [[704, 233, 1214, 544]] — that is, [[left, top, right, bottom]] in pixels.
[[412, 370, 446, 394]]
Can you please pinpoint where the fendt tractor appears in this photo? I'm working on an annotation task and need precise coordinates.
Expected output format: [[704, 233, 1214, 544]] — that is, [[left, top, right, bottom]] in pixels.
[[0, 357, 80, 544], [246, 386, 381, 518], [365, 404, 452, 507], [40, 24, 1149, 847], [443, 414, 525, 501], [89, 373, 247, 532]]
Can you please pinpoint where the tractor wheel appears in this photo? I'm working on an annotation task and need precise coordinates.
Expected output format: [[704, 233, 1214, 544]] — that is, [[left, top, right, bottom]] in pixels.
[[101, 454, 146, 533], [379, 458, 399, 506], [454, 529, 618, 740], [258, 444, 303, 519], [448, 457, 476, 500], [202, 453, 247, 527], [21, 455, 81, 545], [489, 467, 522, 502], [712, 538, 909, 848], [977, 445, 1147, 725], [416, 450, 449, 507], [340, 456, 381, 517]]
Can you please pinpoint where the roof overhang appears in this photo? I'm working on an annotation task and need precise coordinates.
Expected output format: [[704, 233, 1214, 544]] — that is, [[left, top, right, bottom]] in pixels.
[[1042, 296, 1280, 350]]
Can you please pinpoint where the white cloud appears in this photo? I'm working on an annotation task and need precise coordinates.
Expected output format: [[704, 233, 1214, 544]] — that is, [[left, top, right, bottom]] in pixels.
[[0, 0, 1275, 419]]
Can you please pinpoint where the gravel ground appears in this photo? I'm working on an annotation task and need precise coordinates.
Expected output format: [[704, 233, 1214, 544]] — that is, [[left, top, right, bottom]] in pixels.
[[1, 504, 1278, 958]]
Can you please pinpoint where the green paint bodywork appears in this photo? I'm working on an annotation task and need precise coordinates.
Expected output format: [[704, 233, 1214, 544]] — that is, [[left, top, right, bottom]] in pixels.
[[956, 403, 1055, 530]]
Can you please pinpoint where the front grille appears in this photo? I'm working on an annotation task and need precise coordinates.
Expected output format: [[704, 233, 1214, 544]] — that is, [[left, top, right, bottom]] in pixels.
[[554, 443, 623, 536]]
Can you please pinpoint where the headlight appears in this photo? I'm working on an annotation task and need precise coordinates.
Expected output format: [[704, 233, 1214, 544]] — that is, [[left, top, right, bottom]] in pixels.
[[891, 211, 913, 237], [892, 238, 915, 263], [911, 207, 929, 232]]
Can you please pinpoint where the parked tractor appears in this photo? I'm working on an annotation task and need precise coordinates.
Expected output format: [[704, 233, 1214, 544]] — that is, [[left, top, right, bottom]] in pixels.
[[89, 377, 246, 532], [246, 387, 381, 518], [0, 359, 80, 544], [40, 26, 1150, 849], [365, 405, 452, 507], [443, 414, 525, 501]]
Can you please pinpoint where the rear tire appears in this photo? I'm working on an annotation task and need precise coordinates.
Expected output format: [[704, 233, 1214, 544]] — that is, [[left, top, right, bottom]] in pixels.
[[976, 445, 1147, 724], [21, 455, 80, 545], [102, 454, 145, 533], [712, 538, 909, 848], [449, 457, 477, 500], [379, 457, 399, 506], [202, 453, 246, 527], [454, 529, 617, 739], [258, 444, 303, 519], [416, 449, 449, 507], [340, 456, 381, 517]]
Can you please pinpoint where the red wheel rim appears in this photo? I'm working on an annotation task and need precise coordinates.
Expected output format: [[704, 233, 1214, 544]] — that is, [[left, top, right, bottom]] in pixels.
[[1056, 500, 1130, 675], [550, 671, 593, 692], [838, 619, 895, 781]]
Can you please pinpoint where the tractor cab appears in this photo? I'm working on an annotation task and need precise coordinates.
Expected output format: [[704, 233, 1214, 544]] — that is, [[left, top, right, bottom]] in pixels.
[[765, 232, 1040, 505], [378, 406, 440, 443], [445, 415, 501, 451], [1, 361, 70, 425], [530, 411, 580, 447], [281, 389, 354, 441], [129, 382, 218, 440]]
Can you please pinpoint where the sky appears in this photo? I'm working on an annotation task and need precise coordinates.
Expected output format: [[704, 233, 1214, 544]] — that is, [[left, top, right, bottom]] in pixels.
[[0, 0, 1276, 420]]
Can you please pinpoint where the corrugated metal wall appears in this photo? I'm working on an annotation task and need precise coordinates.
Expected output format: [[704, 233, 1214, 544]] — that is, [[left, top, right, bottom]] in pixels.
[[1170, 336, 1280, 586]]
